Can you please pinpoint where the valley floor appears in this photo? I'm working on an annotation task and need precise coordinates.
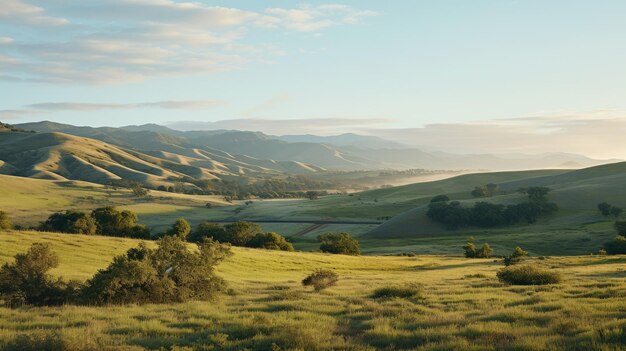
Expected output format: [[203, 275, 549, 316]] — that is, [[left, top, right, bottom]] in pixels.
[[1, 231, 625, 350]]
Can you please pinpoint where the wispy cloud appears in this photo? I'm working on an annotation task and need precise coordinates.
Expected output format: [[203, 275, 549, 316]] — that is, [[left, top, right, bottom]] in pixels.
[[27, 100, 225, 111], [0, 1, 376, 84], [167, 117, 392, 135]]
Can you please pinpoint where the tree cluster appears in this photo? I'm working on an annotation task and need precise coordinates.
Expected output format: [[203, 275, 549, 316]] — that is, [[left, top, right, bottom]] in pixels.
[[0, 238, 231, 307], [39, 207, 150, 239], [427, 187, 558, 229], [603, 221, 626, 254], [597, 202, 623, 218], [462, 237, 492, 258], [188, 221, 294, 251], [471, 183, 499, 198]]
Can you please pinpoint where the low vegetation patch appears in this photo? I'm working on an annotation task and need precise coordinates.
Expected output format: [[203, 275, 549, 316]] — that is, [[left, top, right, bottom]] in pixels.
[[497, 265, 561, 285], [463, 237, 493, 258], [318, 232, 360, 255], [302, 269, 338, 291], [188, 221, 294, 251], [371, 283, 423, 299]]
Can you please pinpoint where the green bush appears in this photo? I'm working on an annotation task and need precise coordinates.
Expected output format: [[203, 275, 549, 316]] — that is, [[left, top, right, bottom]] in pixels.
[[463, 237, 492, 258], [159, 217, 191, 240], [318, 233, 360, 255], [0, 243, 79, 307], [91, 207, 150, 238], [81, 236, 232, 305], [372, 283, 423, 299], [248, 232, 294, 251], [39, 210, 97, 235], [302, 269, 338, 291], [603, 235, 626, 255], [188, 221, 226, 243], [0, 211, 12, 230], [615, 221, 626, 236], [497, 264, 561, 285]]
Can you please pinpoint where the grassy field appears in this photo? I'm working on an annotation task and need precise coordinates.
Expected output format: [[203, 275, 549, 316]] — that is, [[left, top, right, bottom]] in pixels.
[[1, 230, 625, 350]]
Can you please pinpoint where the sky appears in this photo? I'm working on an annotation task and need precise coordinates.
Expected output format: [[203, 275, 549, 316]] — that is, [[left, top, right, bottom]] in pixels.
[[1, 0, 626, 158]]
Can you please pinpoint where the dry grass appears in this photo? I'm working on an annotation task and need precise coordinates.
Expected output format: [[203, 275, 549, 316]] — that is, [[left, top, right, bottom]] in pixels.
[[1, 230, 625, 350]]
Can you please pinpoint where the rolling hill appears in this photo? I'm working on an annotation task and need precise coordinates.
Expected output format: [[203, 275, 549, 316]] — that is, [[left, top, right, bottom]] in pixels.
[[15, 121, 618, 171], [365, 161, 626, 238], [0, 130, 323, 189]]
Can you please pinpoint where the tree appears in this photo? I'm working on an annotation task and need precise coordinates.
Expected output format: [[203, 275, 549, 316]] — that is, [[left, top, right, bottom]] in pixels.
[[188, 222, 226, 243], [471, 184, 498, 198], [615, 221, 626, 236], [0, 244, 76, 307], [463, 237, 477, 258], [522, 187, 550, 201], [164, 218, 191, 240], [430, 195, 450, 203], [91, 207, 150, 239], [305, 191, 319, 200], [81, 237, 232, 305], [39, 211, 96, 235], [248, 232, 294, 251], [598, 202, 612, 217], [318, 233, 360, 255], [603, 235, 626, 255], [223, 221, 262, 246], [0, 211, 12, 230], [478, 243, 493, 258], [302, 269, 338, 291]]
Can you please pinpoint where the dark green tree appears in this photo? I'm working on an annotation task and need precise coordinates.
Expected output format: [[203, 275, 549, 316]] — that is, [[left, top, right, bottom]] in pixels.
[[188, 222, 226, 243], [598, 202, 612, 217], [164, 218, 191, 240], [39, 211, 97, 235], [318, 233, 360, 255], [248, 232, 294, 251]]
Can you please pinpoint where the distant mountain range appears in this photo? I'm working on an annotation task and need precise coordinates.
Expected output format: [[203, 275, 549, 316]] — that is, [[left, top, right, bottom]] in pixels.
[[1, 121, 618, 183]]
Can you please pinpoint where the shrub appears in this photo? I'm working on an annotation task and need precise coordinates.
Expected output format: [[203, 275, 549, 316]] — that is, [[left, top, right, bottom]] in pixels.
[[430, 194, 450, 203], [603, 236, 626, 255], [0, 243, 78, 307], [598, 202, 612, 216], [372, 283, 423, 299], [81, 237, 232, 305], [463, 237, 492, 258], [318, 233, 360, 255], [248, 232, 294, 251], [478, 243, 493, 258], [39, 210, 97, 235], [504, 246, 529, 266], [0, 211, 12, 230], [497, 264, 561, 285], [223, 221, 262, 246], [302, 269, 338, 291]]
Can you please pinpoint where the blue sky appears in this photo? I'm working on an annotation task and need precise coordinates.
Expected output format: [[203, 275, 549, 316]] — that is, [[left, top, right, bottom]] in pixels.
[[1, 1, 626, 157]]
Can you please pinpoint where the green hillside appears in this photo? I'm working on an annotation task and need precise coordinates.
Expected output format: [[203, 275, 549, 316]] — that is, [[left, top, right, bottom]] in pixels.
[[1, 230, 625, 350]]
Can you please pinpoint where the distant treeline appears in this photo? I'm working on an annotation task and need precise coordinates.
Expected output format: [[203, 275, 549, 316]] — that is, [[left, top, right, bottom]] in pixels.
[[427, 187, 558, 229]]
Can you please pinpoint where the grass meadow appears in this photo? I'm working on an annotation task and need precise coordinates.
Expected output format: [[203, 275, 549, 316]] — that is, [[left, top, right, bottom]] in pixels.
[[1, 231, 625, 350]]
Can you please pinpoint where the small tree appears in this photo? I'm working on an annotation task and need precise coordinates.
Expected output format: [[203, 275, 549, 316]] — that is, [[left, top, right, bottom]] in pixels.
[[302, 269, 338, 291], [164, 218, 191, 240], [603, 235, 626, 255], [0, 211, 12, 230], [318, 233, 360, 255], [248, 232, 294, 251], [463, 237, 477, 258], [0, 244, 75, 307], [188, 222, 226, 243], [478, 243, 493, 258], [39, 211, 96, 235], [223, 221, 263, 246], [430, 195, 450, 203]]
